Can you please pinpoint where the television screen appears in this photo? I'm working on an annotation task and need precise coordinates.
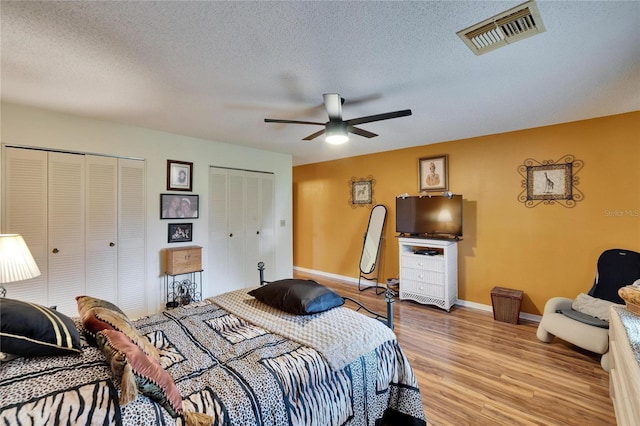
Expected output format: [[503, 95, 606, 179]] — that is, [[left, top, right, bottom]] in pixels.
[[395, 195, 463, 238]]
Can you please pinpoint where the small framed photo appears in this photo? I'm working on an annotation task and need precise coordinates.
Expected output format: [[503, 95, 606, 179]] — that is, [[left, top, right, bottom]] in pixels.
[[527, 163, 572, 200], [168, 223, 192, 243], [419, 155, 448, 192], [160, 194, 199, 219], [167, 160, 193, 191], [352, 180, 372, 205]]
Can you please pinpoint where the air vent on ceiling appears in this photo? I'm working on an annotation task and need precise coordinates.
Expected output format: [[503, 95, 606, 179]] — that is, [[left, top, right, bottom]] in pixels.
[[456, 0, 545, 55]]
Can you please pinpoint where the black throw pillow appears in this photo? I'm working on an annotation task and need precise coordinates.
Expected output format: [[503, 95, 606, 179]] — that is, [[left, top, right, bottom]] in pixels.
[[0, 298, 82, 357], [248, 279, 344, 315]]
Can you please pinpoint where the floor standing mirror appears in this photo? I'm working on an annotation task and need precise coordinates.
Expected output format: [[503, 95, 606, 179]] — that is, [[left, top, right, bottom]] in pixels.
[[358, 204, 387, 294]]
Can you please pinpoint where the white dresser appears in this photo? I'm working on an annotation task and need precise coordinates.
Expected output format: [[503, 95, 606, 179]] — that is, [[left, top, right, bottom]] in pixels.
[[398, 237, 458, 311], [609, 306, 640, 425]]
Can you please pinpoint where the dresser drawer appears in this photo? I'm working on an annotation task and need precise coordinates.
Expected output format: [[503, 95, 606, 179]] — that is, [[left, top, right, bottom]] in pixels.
[[402, 279, 445, 298], [401, 254, 444, 272], [402, 267, 444, 285], [166, 245, 202, 275]]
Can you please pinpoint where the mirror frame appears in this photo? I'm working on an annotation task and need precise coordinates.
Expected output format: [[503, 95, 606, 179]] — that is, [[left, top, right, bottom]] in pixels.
[[359, 204, 387, 274]]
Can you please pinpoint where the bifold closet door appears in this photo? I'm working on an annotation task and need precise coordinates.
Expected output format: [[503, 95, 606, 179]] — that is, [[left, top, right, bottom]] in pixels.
[[209, 167, 275, 293], [47, 152, 86, 314], [117, 158, 146, 317], [244, 171, 275, 284], [3, 148, 48, 304], [3, 148, 146, 317], [209, 168, 246, 293], [85, 155, 118, 303]]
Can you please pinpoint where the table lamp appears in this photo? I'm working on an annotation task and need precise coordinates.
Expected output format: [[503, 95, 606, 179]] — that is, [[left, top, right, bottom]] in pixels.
[[0, 234, 41, 298]]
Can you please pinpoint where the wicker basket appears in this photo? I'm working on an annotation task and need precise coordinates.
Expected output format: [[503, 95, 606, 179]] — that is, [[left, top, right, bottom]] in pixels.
[[619, 285, 640, 316]]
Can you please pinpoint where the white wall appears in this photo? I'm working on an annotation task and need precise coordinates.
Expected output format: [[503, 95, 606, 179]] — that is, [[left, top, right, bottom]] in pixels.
[[0, 102, 293, 313]]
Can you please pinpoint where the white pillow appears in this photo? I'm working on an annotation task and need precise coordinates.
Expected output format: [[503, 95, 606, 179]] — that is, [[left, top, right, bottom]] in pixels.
[[571, 293, 622, 321]]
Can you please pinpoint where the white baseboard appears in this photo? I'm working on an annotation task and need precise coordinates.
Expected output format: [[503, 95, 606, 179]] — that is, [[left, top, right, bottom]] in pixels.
[[293, 266, 541, 323]]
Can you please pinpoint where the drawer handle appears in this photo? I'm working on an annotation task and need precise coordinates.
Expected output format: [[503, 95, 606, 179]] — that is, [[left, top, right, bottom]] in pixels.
[[52, 248, 59, 254], [109, 242, 115, 247], [229, 233, 233, 237]]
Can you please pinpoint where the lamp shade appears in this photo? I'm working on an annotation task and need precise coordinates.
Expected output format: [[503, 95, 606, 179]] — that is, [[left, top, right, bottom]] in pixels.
[[0, 234, 41, 283]]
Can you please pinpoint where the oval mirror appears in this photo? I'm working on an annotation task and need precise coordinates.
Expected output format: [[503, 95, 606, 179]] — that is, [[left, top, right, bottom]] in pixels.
[[359, 205, 387, 274]]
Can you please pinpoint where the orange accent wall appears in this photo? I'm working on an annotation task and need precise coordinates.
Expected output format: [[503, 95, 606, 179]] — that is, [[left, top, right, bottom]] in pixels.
[[293, 112, 640, 314]]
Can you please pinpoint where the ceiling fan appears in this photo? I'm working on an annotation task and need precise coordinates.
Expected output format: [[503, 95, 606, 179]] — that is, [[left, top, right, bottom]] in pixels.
[[264, 93, 412, 144]]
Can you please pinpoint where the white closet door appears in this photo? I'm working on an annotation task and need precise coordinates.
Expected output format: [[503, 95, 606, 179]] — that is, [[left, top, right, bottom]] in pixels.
[[3, 147, 48, 304], [245, 171, 275, 284], [244, 172, 261, 285], [118, 158, 146, 317], [228, 170, 246, 287], [85, 155, 118, 302], [209, 167, 247, 293], [259, 173, 275, 282], [48, 152, 85, 315], [209, 168, 230, 293]]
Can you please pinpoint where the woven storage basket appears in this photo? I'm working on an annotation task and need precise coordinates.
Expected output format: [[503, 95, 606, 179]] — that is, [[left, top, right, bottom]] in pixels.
[[619, 285, 640, 316]]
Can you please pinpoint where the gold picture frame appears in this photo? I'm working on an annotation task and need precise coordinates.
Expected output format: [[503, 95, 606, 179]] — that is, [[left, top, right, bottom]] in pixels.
[[419, 155, 448, 192], [349, 175, 375, 208]]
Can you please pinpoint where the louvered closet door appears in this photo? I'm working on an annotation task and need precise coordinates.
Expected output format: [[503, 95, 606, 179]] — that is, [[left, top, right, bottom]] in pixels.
[[117, 158, 146, 317], [244, 171, 275, 284], [48, 152, 85, 315], [258, 173, 275, 282], [3, 148, 48, 304], [209, 167, 246, 293], [209, 168, 230, 292], [244, 172, 260, 285], [85, 155, 118, 303], [228, 170, 246, 287]]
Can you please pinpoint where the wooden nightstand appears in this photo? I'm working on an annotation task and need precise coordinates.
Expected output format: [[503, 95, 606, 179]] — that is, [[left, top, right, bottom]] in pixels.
[[165, 246, 202, 308]]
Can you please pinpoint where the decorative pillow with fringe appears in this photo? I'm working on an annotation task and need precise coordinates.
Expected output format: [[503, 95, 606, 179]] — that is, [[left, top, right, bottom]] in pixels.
[[76, 295, 127, 317], [77, 296, 160, 361], [96, 329, 212, 426]]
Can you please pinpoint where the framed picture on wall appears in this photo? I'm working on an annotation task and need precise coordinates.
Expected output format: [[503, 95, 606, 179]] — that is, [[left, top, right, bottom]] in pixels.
[[167, 160, 193, 191], [517, 155, 584, 208], [160, 194, 199, 219], [352, 180, 372, 205], [419, 155, 448, 192], [168, 223, 192, 243]]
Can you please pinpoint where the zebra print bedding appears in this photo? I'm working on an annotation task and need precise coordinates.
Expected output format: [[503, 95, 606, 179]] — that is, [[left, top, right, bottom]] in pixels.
[[0, 296, 426, 426]]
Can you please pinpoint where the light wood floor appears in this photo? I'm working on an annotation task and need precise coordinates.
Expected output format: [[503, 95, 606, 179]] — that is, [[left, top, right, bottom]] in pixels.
[[293, 270, 616, 426]]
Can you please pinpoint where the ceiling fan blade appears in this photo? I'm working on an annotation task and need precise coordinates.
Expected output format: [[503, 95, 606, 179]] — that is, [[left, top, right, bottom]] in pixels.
[[323, 93, 343, 121], [302, 128, 326, 141], [342, 93, 381, 107], [264, 118, 325, 126], [346, 109, 412, 126], [348, 126, 378, 139]]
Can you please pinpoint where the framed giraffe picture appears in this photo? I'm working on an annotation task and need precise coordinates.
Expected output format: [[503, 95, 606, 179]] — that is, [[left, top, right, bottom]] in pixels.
[[526, 163, 572, 200], [518, 155, 583, 208]]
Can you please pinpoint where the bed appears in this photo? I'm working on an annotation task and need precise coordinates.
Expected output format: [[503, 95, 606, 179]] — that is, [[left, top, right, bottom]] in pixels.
[[0, 280, 426, 426]]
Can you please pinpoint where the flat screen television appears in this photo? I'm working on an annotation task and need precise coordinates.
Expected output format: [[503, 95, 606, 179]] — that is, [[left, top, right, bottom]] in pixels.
[[395, 195, 463, 239]]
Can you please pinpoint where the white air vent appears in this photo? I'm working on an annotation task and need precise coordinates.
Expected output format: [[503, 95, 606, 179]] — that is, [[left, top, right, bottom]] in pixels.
[[457, 0, 545, 55]]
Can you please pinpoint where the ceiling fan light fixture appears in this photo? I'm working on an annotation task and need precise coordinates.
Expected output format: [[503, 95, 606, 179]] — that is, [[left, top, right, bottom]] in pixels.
[[325, 122, 349, 145]]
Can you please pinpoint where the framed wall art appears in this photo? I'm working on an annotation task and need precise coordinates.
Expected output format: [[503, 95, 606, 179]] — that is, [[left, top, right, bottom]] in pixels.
[[168, 223, 192, 243], [349, 175, 376, 208], [160, 194, 199, 219], [419, 155, 448, 192], [517, 155, 584, 208], [167, 160, 193, 191]]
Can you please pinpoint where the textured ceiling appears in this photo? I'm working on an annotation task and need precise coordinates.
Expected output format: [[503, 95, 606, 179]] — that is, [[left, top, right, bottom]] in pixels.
[[1, 1, 639, 166]]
